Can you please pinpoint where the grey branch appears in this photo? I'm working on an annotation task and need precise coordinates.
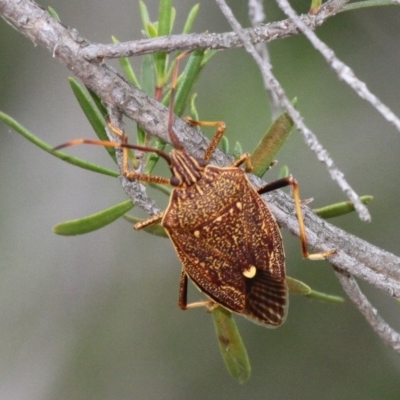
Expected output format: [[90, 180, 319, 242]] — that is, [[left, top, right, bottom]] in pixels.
[[335, 269, 400, 351], [1, 0, 400, 352], [80, 0, 345, 60]]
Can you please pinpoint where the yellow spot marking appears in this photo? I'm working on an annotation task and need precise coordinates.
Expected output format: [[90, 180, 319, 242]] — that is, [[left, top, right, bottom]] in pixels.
[[194, 230, 200, 238], [236, 202, 243, 210], [214, 216, 222, 222], [243, 265, 257, 279]]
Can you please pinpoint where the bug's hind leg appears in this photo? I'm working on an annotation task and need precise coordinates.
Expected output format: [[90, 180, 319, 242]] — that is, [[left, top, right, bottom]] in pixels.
[[258, 175, 336, 261], [178, 270, 215, 311]]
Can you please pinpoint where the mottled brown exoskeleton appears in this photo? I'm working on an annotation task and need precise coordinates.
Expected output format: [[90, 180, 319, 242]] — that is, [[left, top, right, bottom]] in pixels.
[[55, 55, 333, 328]]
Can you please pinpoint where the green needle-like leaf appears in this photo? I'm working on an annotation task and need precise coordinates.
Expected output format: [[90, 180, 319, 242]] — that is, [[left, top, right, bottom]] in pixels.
[[314, 196, 373, 219], [54, 200, 133, 235], [0, 111, 118, 177], [278, 165, 290, 179], [251, 107, 294, 178], [158, 0, 173, 35], [212, 307, 251, 384], [86, 88, 108, 119], [182, 4, 200, 34], [189, 93, 199, 120], [47, 6, 60, 21], [309, 0, 322, 14], [341, 0, 399, 12], [173, 49, 205, 116], [68, 77, 117, 163], [154, 0, 172, 86], [306, 290, 345, 304], [221, 136, 229, 154], [287, 276, 345, 303], [233, 141, 243, 160], [286, 276, 312, 295], [139, 0, 151, 37], [140, 54, 155, 98]]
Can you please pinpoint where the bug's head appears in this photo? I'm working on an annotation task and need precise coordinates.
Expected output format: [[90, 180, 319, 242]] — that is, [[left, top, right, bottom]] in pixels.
[[168, 145, 207, 188]]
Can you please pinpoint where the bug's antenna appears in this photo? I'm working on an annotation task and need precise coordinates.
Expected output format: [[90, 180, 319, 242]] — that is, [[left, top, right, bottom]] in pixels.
[[167, 52, 189, 150]]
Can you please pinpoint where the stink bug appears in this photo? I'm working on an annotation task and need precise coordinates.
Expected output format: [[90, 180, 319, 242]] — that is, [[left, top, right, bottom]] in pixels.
[[54, 54, 334, 328]]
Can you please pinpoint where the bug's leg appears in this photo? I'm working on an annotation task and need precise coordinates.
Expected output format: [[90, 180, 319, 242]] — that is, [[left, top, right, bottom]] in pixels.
[[185, 118, 227, 163], [107, 122, 172, 185], [178, 271, 215, 310], [178, 271, 189, 310], [134, 212, 164, 231], [258, 176, 336, 260], [230, 152, 253, 172]]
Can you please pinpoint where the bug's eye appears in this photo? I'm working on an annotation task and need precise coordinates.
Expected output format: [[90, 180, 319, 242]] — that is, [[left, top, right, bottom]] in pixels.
[[197, 158, 207, 168], [170, 176, 181, 186]]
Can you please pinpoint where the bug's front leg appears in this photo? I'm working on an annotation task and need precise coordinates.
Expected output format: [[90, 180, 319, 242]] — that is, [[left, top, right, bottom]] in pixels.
[[185, 118, 227, 163], [134, 212, 164, 231]]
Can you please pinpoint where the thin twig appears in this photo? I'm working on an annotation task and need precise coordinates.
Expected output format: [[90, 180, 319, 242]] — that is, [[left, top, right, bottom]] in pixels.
[[80, 0, 346, 60], [247, 0, 281, 118], [276, 0, 400, 136], [214, 0, 371, 222], [335, 269, 400, 352]]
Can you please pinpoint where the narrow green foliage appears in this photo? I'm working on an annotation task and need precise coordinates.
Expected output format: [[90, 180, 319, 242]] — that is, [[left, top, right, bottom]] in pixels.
[[201, 50, 218, 66], [112, 36, 141, 88], [68, 77, 117, 163], [0, 111, 118, 177], [278, 165, 290, 179], [182, 4, 200, 34], [287, 276, 345, 304], [86, 88, 108, 119], [212, 307, 251, 384], [47, 6, 60, 21], [54, 200, 133, 235], [233, 141, 243, 160], [251, 107, 294, 178], [137, 126, 147, 148], [169, 7, 176, 34], [286, 276, 312, 295], [154, 0, 173, 86], [123, 214, 168, 238], [146, 23, 158, 38], [314, 196, 373, 219], [168, 49, 206, 116], [341, 0, 399, 12], [306, 290, 345, 304], [221, 136, 229, 154], [158, 0, 173, 35], [140, 54, 155, 97], [139, 0, 151, 37], [189, 93, 199, 120], [309, 0, 322, 14]]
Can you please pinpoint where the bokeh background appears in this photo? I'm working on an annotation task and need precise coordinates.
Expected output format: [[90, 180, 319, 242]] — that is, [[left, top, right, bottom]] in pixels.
[[1, 1, 400, 399]]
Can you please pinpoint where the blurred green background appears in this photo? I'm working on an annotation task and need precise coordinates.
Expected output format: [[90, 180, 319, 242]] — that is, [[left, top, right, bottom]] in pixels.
[[1, 1, 400, 399]]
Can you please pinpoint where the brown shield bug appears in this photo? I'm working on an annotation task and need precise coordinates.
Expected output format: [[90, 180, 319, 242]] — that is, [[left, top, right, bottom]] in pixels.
[[55, 54, 334, 328]]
